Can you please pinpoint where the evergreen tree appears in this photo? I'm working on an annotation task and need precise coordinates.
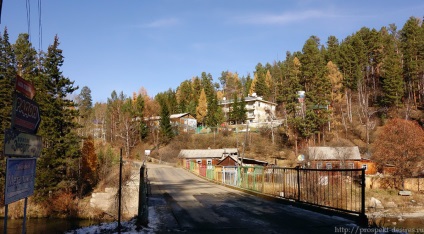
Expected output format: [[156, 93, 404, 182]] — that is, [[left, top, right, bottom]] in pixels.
[[205, 92, 224, 131], [78, 86, 93, 118], [35, 35, 80, 197], [237, 95, 247, 124], [135, 94, 148, 140], [325, 35, 340, 64], [253, 63, 269, 97], [229, 93, 240, 123], [380, 25, 404, 107], [176, 80, 193, 114], [400, 17, 424, 105], [0, 28, 16, 204], [300, 36, 331, 140], [241, 73, 252, 97], [13, 33, 37, 80], [159, 99, 174, 143], [0, 28, 16, 141], [282, 57, 303, 117]]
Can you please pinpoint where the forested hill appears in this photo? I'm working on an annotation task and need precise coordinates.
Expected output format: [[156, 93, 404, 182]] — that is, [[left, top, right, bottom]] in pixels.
[[0, 16, 423, 207]]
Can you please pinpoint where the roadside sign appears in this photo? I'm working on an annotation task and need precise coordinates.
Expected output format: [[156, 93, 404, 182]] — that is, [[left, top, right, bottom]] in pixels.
[[3, 128, 42, 158], [12, 92, 41, 134], [5, 158, 37, 205], [15, 75, 36, 99]]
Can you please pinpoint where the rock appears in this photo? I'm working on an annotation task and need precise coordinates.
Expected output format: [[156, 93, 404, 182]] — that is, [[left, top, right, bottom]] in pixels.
[[369, 197, 384, 209]]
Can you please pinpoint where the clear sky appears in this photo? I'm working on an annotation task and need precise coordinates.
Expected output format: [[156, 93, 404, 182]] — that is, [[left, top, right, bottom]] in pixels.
[[1, 1, 423, 103]]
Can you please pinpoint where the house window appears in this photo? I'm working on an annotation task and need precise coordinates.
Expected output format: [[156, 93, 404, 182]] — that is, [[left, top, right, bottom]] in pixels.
[[362, 164, 368, 171], [348, 163, 354, 169], [316, 162, 322, 169], [196, 159, 202, 164], [326, 163, 332, 169], [207, 159, 212, 166]]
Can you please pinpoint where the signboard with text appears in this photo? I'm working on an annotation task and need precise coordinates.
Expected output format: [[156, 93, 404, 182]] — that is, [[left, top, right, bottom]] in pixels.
[[3, 128, 43, 158], [5, 158, 37, 205], [11, 92, 41, 134], [15, 75, 36, 99]]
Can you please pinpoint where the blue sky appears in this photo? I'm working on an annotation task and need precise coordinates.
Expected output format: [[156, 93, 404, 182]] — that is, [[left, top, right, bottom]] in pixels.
[[2, 1, 424, 103]]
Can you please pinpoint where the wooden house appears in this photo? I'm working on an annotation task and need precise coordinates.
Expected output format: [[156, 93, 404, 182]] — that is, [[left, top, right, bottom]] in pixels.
[[144, 113, 197, 134], [178, 148, 238, 168], [307, 146, 362, 169]]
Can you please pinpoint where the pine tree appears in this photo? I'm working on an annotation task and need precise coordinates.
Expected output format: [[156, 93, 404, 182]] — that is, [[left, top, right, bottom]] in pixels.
[[400, 17, 424, 105], [253, 63, 269, 97], [300, 36, 331, 141], [176, 80, 193, 114], [135, 94, 148, 140], [229, 93, 240, 123], [0, 28, 16, 141], [35, 35, 80, 197], [159, 99, 174, 143], [205, 92, 224, 131], [78, 86, 93, 118], [325, 35, 340, 64], [238, 95, 247, 124], [13, 33, 37, 80], [380, 26, 404, 107], [0, 28, 16, 204]]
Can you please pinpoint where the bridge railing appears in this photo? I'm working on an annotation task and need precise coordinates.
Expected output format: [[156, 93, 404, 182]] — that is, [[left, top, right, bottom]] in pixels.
[[186, 163, 365, 216]]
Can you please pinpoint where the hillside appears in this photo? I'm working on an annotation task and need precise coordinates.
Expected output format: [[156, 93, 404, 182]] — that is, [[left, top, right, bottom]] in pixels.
[[142, 106, 424, 167]]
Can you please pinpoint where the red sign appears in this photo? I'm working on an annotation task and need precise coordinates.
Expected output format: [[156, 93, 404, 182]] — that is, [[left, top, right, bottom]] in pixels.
[[15, 75, 36, 99], [11, 92, 41, 134]]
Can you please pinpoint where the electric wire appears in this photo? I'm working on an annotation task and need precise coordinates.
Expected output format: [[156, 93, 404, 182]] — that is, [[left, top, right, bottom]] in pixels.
[[38, 0, 42, 52], [26, 0, 31, 41]]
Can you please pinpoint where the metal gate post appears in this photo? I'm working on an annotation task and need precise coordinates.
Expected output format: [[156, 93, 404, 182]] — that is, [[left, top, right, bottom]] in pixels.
[[138, 164, 148, 226]]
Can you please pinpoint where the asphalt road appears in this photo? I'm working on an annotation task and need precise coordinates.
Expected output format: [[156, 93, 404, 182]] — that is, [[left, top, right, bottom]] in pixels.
[[146, 163, 358, 234]]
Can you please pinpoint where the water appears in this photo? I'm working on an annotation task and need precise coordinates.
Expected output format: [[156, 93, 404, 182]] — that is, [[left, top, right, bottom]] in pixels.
[[0, 218, 101, 234]]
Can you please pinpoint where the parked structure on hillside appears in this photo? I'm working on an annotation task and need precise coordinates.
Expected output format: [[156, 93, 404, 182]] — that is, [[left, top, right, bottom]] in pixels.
[[218, 93, 282, 128]]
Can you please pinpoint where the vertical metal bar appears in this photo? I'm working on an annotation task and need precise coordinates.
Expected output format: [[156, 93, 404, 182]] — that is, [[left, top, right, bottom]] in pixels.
[[361, 168, 366, 216], [4, 204, 8, 234], [297, 168, 300, 201], [22, 197, 28, 234], [138, 165, 145, 225], [118, 148, 122, 232], [351, 170, 354, 211]]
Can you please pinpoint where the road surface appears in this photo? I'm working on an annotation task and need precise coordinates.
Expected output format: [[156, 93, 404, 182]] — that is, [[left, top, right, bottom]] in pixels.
[[146, 163, 358, 233]]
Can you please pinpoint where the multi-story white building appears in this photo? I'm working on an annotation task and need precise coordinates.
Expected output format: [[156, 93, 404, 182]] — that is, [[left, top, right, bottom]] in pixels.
[[218, 93, 280, 128]]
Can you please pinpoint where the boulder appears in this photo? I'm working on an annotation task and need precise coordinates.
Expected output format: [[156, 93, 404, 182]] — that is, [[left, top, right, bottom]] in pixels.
[[369, 197, 384, 209]]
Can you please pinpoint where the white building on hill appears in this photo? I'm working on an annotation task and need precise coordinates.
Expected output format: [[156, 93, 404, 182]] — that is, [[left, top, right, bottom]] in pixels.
[[218, 93, 282, 128]]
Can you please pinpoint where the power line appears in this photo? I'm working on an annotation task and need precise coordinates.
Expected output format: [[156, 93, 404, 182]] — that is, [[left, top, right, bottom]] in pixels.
[[38, 0, 42, 52], [26, 0, 31, 41]]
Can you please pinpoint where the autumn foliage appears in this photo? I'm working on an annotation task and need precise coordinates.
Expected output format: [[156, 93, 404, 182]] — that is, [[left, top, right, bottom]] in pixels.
[[372, 118, 424, 188], [81, 136, 98, 195]]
